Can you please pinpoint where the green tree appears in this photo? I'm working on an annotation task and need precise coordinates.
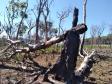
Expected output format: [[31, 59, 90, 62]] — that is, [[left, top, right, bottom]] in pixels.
[[4, 0, 28, 39]]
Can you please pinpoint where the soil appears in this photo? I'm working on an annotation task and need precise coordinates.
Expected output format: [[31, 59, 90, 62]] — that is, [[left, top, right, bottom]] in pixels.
[[0, 49, 112, 84]]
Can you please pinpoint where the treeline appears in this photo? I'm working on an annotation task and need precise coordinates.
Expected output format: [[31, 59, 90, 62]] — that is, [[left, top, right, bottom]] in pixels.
[[85, 34, 112, 46], [0, 34, 111, 47]]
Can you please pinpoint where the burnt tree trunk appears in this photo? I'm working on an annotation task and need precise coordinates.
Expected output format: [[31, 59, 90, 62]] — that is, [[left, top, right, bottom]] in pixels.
[[60, 7, 79, 83], [43, 7, 81, 83]]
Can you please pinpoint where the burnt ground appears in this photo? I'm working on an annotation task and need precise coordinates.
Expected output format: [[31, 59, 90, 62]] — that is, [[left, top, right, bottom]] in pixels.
[[0, 48, 112, 84]]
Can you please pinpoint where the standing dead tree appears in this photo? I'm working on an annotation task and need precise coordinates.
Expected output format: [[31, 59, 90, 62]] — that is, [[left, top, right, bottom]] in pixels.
[[42, 0, 54, 42], [0, 7, 95, 84], [35, 0, 48, 43], [56, 8, 71, 52], [90, 24, 105, 48], [30, 0, 54, 43], [80, 0, 87, 57]]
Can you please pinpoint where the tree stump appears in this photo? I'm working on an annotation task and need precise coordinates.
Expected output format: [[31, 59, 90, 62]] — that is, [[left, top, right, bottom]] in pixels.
[[43, 7, 87, 84]]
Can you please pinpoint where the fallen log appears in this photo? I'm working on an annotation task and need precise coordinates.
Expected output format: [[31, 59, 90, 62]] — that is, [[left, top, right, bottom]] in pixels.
[[0, 63, 34, 73]]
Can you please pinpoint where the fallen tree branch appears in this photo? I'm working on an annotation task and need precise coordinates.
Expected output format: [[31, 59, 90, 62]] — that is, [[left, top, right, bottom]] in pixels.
[[0, 39, 21, 54], [76, 50, 95, 72], [75, 50, 95, 83], [3, 24, 87, 54], [0, 63, 34, 73]]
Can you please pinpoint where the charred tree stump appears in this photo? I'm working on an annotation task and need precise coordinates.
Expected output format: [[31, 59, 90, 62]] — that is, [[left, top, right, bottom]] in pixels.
[[62, 29, 80, 83], [43, 7, 87, 84], [54, 8, 80, 83]]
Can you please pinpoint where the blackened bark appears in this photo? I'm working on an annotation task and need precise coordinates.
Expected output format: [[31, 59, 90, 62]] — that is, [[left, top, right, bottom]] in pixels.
[[54, 7, 80, 83], [43, 7, 80, 83], [72, 7, 79, 27], [43, 30, 80, 83], [62, 30, 80, 82]]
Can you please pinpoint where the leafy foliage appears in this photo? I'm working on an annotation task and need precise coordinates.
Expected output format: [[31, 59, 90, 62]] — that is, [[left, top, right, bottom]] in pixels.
[[4, 0, 28, 38]]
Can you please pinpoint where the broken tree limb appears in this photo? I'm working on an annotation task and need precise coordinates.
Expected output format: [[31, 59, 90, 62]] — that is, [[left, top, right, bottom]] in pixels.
[[72, 7, 78, 27], [0, 63, 34, 73], [2, 24, 87, 54], [0, 39, 21, 54], [74, 50, 95, 83], [76, 50, 95, 73]]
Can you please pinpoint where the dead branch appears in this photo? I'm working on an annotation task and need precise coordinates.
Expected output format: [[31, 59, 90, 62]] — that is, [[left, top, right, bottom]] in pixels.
[[0, 63, 34, 73], [0, 23, 89, 84], [0, 39, 21, 54], [74, 50, 95, 83], [76, 50, 95, 72], [3, 24, 87, 54], [57, 8, 71, 34], [80, 0, 87, 56]]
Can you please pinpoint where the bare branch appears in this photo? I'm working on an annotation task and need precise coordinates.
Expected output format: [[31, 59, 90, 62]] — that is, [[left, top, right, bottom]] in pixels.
[[76, 49, 95, 72], [57, 8, 72, 34], [0, 63, 34, 73]]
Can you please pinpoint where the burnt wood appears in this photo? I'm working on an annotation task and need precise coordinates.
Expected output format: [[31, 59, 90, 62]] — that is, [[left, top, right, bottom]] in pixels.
[[43, 7, 86, 84]]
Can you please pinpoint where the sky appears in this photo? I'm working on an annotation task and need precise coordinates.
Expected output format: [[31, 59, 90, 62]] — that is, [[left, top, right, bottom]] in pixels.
[[0, 0, 112, 38]]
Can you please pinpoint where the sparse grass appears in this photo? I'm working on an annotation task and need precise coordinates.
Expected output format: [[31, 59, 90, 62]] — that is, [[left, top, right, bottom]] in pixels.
[[84, 44, 111, 49], [39, 44, 63, 54]]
